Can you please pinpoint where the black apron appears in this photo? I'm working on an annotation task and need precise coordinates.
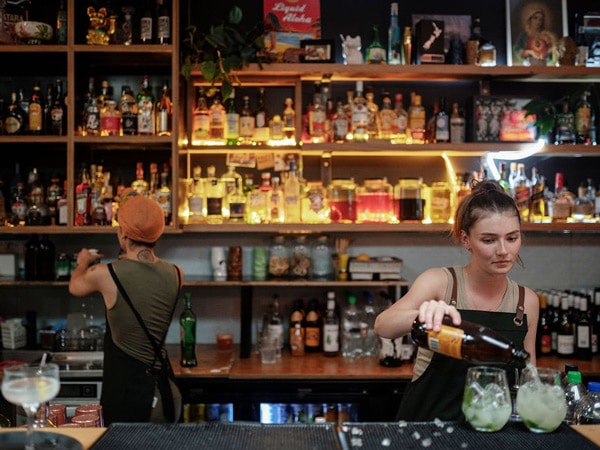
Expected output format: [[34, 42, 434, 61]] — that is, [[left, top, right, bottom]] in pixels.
[[397, 269, 528, 422], [101, 320, 157, 425]]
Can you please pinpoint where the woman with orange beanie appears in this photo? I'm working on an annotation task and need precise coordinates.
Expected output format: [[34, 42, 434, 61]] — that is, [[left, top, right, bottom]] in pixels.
[[69, 190, 184, 425]]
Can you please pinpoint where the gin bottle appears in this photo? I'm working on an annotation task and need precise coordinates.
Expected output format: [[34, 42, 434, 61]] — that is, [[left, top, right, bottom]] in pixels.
[[188, 166, 204, 223], [205, 165, 224, 224]]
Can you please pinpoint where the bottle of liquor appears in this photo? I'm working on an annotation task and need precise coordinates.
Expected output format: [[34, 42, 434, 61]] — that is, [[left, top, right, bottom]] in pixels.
[[283, 160, 301, 223], [75, 163, 92, 226], [205, 165, 224, 224], [289, 298, 305, 349], [187, 165, 204, 223], [425, 100, 439, 144], [411, 315, 530, 364], [9, 166, 27, 226], [536, 293, 553, 357], [309, 82, 326, 143], [179, 292, 198, 367], [388, 2, 401, 64], [450, 102, 466, 144], [269, 176, 285, 224], [466, 17, 481, 65], [140, 1, 154, 44], [323, 291, 340, 357], [576, 295, 592, 360], [282, 97, 295, 140], [156, 163, 172, 225], [408, 94, 426, 144], [529, 167, 546, 222], [28, 82, 44, 135], [225, 89, 240, 145], [119, 85, 138, 136], [46, 174, 62, 226], [402, 26, 412, 64], [50, 80, 66, 136], [55, 0, 67, 45], [392, 93, 408, 144], [554, 98, 576, 145], [557, 295, 575, 358], [267, 295, 284, 357], [156, 81, 172, 136], [366, 25, 386, 64], [208, 92, 226, 141], [290, 323, 305, 356], [362, 294, 379, 357], [119, 8, 134, 45], [379, 91, 396, 140], [575, 91, 592, 144], [573, 182, 594, 222], [435, 97, 450, 143], [332, 98, 349, 143], [155, 0, 170, 45], [254, 87, 268, 144], [245, 174, 266, 225], [148, 162, 160, 198], [137, 75, 155, 135], [365, 86, 380, 140], [220, 165, 243, 219], [513, 163, 531, 222], [5, 90, 25, 135], [304, 298, 322, 353], [227, 177, 246, 223], [82, 78, 100, 136], [550, 172, 575, 223], [239, 95, 255, 144], [131, 162, 149, 196], [342, 295, 363, 358], [100, 92, 121, 137], [192, 87, 209, 144], [26, 167, 47, 226], [351, 81, 368, 143]]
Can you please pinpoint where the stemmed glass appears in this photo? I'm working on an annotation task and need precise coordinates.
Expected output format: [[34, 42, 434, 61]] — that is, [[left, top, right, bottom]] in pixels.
[[1, 363, 60, 450]]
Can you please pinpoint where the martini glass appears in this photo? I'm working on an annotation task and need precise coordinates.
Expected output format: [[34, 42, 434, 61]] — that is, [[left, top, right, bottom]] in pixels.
[[1, 363, 60, 450]]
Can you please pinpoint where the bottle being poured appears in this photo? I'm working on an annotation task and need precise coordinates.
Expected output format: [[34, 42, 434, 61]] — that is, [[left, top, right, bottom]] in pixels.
[[411, 315, 530, 365]]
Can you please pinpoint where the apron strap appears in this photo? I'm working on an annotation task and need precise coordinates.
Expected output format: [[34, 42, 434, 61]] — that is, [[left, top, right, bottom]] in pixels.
[[447, 267, 458, 306]]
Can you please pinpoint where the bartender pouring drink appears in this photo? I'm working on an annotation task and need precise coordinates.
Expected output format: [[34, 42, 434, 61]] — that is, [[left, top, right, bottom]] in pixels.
[[69, 189, 184, 425], [374, 180, 539, 421]]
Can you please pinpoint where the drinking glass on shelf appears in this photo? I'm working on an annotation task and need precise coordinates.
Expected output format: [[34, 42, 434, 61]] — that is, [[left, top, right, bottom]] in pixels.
[[1, 363, 60, 449], [462, 366, 512, 432], [516, 366, 566, 433]]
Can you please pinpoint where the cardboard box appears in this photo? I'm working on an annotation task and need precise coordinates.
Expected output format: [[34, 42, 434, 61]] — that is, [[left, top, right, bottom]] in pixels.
[[470, 96, 536, 142], [349, 257, 403, 281]]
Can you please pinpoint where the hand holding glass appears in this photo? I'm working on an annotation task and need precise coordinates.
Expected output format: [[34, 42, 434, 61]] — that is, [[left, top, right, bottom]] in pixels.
[[2, 363, 60, 449], [462, 366, 512, 432]]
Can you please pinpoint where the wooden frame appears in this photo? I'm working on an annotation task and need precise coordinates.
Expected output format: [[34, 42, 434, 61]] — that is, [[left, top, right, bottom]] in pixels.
[[300, 39, 335, 63], [506, 0, 567, 66]]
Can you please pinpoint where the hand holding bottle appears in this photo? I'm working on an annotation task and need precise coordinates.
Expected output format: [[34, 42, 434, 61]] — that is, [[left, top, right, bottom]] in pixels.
[[417, 299, 461, 332], [76, 248, 103, 268]]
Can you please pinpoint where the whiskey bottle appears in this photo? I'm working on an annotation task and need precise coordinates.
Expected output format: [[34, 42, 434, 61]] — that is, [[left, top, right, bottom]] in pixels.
[[466, 17, 481, 65], [513, 163, 531, 222], [411, 315, 530, 364], [205, 165, 224, 224], [179, 293, 198, 367], [408, 94, 426, 144], [55, 0, 67, 45], [156, 82, 172, 136], [379, 91, 396, 140], [131, 162, 149, 196], [392, 93, 408, 144], [550, 172, 575, 223], [137, 75, 155, 135], [575, 91, 592, 144], [28, 82, 44, 135], [269, 176, 285, 223], [529, 167, 546, 223], [304, 298, 322, 353]]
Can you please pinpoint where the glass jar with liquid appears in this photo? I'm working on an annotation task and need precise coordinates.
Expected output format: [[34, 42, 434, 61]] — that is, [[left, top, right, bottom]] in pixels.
[[356, 178, 394, 223], [394, 178, 424, 222], [430, 181, 453, 223], [327, 178, 357, 223]]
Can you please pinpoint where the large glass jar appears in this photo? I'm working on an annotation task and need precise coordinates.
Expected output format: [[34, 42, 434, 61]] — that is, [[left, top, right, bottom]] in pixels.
[[301, 181, 329, 223], [311, 235, 333, 280], [327, 178, 357, 223], [290, 235, 311, 279], [356, 178, 394, 223], [394, 178, 424, 222], [268, 235, 290, 279], [430, 181, 453, 223]]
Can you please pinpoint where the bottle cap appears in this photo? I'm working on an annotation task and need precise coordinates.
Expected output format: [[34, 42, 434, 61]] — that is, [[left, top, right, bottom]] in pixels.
[[588, 381, 600, 393], [567, 371, 582, 384]]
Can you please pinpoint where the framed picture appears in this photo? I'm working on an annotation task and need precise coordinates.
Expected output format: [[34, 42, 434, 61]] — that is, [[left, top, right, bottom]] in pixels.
[[506, 0, 567, 66], [471, 96, 537, 142], [300, 39, 335, 63]]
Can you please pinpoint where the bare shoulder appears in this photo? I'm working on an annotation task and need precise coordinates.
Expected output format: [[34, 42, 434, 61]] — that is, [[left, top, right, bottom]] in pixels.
[[396, 267, 450, 309]]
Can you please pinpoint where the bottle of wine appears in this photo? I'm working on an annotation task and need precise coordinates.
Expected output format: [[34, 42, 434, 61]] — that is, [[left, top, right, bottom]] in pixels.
[[180, 292, 198, 367], [411, 315, 530, 364]]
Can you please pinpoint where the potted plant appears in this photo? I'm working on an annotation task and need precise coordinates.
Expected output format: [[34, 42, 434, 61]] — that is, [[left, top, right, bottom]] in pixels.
[[180, 5, 266, 100]]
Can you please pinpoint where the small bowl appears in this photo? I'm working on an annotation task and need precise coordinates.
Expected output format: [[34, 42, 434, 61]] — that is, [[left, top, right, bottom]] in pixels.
[[14, 21, 53, 44]]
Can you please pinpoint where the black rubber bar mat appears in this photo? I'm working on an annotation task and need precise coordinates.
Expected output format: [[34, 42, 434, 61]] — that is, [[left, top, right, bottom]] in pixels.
[[339, 421, 600, 449], [91, 422, 342, 450]]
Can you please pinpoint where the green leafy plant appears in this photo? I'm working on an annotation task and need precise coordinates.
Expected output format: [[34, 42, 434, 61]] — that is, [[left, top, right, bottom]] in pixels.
[[180, 5, 266, 100]]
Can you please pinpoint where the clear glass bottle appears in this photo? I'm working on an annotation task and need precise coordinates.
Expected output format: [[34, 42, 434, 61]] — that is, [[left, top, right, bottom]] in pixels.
[[387, 2, 401, 64], [302, 181, 329, 223], [362, 294, 380, 357], [239, 95, 255, 144], [365, 86, 380, 140], [187, 165, 204, 223], [227, 177, 246, 223], [220, 165, 243, 219], [332, 98, 349, 143], [208, 93, 226, 142], [225, 88, 240, 145], [342, 295, 363, 358], [309, 82, 326, 143], [323, 292, 340, 357], [205, 165, 224, 224], [327, 178, 357, 223], [379, 91, 396, 140], [435, 96, 450, 143], [408, 93, 426, 144], [269, 176, 285, 223], [156, 163, 172, 225], [351, 81, 368, 143], [137, 75, 155, 135], [392, 93, 408, 144], [429, 181, 453, 223], [192, 87, 210, 144], [284, 160, 301, 223], [356, 178, 394, 223]]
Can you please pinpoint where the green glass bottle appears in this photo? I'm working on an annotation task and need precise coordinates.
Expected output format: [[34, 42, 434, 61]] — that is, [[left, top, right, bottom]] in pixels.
[[180, 292, 198, 367]]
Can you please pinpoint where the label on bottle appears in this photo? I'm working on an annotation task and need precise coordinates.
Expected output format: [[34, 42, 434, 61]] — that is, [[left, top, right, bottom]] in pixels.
[[138, 100, 154, 135], [140, 17, 153, 42], [450, 117, 465, 143], [157, 16, 170, 42], [29, 103, 43, 132], [426, 325, 463, 359], [557, 333, 575, 356], [323, 324, 339, 353], [435, 116, 450, 142], [4, 116, 21, 134], [239, 116, 255, 137]]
